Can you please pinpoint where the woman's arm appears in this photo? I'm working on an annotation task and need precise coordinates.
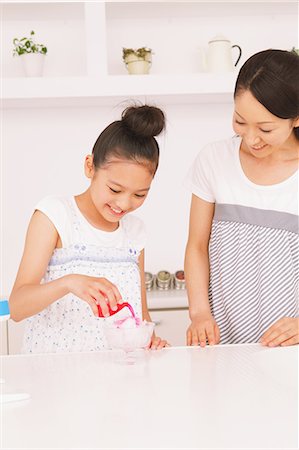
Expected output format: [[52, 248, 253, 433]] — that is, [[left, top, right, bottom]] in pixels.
[[9, 210, 122, 321], [138, 250, 169, 349], [184, 194, 220, 346]]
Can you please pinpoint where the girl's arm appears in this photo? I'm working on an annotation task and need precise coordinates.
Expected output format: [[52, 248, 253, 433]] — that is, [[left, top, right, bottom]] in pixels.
[[138, 250, 169, 349], [184, 194, 220, 346], [9, 210, 122, 322]]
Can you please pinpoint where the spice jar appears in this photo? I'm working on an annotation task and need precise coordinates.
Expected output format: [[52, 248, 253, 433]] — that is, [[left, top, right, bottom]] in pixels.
[[144, 272, 154, 291], [156, 270, 172, 290], [174, 270, 186, 290]]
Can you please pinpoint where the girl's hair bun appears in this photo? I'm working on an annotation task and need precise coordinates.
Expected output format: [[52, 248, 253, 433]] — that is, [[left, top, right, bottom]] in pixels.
[[121, 105, 165, 139]]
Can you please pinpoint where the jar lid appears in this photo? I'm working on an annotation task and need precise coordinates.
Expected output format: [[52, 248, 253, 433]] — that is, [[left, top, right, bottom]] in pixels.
[[145, 272, 154, 282], [175, 270, 185, 280], [157, 270, 171, 281]]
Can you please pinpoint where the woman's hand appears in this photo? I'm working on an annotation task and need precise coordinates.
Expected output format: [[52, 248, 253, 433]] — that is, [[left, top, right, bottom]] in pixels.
[[260, 317, 299, 347], [148, 333, 170, 350], [65, 274, 122, 317], [187, 312, 220, 347]]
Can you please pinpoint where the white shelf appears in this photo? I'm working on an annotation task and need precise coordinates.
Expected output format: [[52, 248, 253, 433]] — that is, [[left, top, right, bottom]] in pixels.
[[147, 289, 188, 310], [3, 1, 296, 107], [1, 73, 236, 107]]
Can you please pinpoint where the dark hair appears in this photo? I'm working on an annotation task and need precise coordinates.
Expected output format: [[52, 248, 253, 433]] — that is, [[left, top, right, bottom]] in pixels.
[[234, 49, 299, 140], [92, 104, 166, 174]]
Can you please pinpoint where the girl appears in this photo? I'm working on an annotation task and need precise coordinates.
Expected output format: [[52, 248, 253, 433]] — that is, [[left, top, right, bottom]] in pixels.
[[9, 104, 169, 353], [184, 49, 299, 347]]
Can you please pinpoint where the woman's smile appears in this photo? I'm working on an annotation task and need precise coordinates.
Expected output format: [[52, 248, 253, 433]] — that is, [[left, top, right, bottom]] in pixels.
[[250, 143, 268, 152]]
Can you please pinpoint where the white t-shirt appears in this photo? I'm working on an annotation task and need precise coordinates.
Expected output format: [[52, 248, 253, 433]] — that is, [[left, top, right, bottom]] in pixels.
[[35, 195, 146, 251], [185, 135, 298, 216]]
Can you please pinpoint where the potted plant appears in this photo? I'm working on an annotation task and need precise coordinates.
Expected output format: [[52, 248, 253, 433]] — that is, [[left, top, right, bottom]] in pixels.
[[122, 47, 152, 75], [13, 30, 47, 77]]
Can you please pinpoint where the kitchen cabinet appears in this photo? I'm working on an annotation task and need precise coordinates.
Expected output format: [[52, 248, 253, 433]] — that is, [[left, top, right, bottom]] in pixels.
[[150, 308, 190, 346], [2, 1, 297, 107], [148, 289, 190, 345], [7, 320, 24, 355], [0, 322, 8, 355]]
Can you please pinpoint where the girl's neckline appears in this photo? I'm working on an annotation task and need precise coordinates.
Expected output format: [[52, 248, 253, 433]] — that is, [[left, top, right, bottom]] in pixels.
[[234, 136, 298, 190], [71, 196, 122, 235]]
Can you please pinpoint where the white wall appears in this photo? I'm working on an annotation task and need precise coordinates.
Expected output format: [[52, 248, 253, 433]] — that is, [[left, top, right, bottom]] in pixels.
[[2, 1, 298, 296], [2, 101, 233, 294]]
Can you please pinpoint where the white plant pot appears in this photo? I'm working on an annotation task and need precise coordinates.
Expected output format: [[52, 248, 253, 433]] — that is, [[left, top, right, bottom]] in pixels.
[[125, 59, 151, 75], [21, 53, 45, 77]]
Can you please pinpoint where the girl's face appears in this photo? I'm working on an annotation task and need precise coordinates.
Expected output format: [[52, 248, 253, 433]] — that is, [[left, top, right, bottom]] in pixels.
[[87, 157, 154, 224], [233, 90, 299, 158]]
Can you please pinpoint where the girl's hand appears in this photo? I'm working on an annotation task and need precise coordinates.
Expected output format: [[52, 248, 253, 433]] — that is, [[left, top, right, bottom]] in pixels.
[[65, 274, 122, 317], [148, 333, 170, 350], [187, 312, 220, 347], [260, 317, 299, 347]]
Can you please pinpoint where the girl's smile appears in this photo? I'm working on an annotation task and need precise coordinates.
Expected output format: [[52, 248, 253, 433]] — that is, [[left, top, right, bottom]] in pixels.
[[108, 204, 125, 217]]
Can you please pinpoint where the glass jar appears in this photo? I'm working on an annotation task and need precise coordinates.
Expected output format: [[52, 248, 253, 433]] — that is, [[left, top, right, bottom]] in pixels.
[[156, 270, 172, 290], [174, 270, 186, 289], [144, 272, 155, 291]]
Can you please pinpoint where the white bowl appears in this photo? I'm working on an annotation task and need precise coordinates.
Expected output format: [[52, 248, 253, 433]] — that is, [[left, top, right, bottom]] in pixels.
[[104, 321, 155, 352]]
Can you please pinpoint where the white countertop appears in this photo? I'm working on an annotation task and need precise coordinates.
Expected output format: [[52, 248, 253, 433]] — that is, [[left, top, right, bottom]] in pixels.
[[2, 344, 298, 449]]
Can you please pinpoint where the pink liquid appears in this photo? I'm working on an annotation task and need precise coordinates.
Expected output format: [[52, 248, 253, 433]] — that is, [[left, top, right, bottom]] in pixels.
[[98, 302, 141, 326], [113, 303, 141, 327], [125, 303, 136, 318]]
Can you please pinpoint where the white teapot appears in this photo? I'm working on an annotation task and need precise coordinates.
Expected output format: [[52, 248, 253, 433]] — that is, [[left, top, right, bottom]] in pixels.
[[201, 35, 242, 72]]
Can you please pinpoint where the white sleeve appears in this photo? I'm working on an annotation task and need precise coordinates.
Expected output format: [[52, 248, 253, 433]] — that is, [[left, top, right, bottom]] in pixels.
[[183, 143, 215, 203], [35, 196, 71, 247], [122, 215, 147, 251]]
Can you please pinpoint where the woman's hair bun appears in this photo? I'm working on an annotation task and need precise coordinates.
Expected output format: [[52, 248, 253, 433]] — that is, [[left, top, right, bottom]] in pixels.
[[121, 104, 165, 138]]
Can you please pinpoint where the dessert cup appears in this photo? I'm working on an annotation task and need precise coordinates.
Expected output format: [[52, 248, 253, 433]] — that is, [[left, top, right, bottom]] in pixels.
[[104, 321, 155, 364]]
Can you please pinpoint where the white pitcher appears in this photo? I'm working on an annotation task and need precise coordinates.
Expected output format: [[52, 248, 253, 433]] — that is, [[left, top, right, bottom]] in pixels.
[[201, 35, 242, 72]]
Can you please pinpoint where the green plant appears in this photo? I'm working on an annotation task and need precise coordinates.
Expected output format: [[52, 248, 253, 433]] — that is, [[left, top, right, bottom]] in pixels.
[[122, 47, 152, 61], [13, 30, 47, 56]]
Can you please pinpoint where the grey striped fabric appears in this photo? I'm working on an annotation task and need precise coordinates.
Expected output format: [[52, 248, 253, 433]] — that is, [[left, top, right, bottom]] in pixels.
[[209, 204, 299, 344]]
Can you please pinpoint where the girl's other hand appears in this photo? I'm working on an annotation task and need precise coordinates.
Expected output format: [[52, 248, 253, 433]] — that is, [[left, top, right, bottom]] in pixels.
[[148, 334, 170, 350], [260, 317, 299, 347], [65, 274, 122, 317], [187, 312, 220, 347]]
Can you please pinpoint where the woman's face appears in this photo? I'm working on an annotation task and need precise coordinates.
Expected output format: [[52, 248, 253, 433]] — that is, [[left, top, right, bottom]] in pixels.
[[233, 90, 298, 158]]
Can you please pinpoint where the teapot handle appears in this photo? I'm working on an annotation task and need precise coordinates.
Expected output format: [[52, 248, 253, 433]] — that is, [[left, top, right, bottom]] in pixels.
[[232, 45, 242, 67]]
